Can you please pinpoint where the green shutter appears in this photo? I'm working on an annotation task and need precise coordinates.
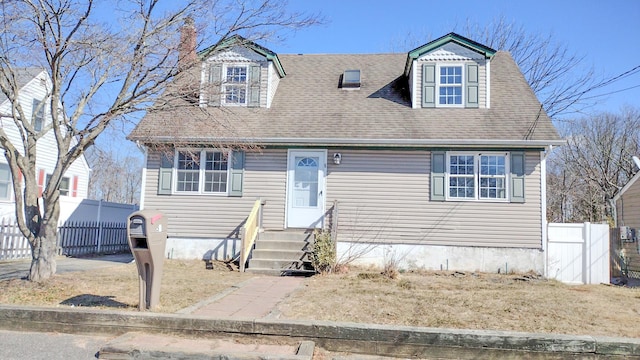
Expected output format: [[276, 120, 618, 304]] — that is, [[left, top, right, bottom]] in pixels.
[[248, 65, 261, 107], [209, 64, 222, 106], [422, 63, 436, 108], [157, 153, 173, 195], [229, 150, 245, 197], [466, 63, 479, 108], [431, 151, 446, 201], [510, 152, 525, 203]]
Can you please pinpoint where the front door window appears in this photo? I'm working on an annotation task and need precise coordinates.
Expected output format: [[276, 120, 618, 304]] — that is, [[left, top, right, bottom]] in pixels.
[[293, 157, 319, 207]]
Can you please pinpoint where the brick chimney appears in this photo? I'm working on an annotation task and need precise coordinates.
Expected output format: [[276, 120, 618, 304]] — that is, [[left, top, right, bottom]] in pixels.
[[178, 17, 196, 70]]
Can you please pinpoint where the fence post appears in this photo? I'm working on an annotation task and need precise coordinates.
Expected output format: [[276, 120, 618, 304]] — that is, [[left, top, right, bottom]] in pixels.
[[96, 199, 103, 253], [584, 222, 591, 284]]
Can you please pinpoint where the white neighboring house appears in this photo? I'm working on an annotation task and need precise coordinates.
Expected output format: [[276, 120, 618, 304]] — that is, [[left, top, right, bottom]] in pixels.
[[0, 68, 90, 220]]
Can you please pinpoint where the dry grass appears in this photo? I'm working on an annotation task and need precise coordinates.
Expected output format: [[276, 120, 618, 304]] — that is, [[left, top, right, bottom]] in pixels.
[[0, 259, 253, 313], [1, 261, 640, 338], [278, 269, 640, 338]]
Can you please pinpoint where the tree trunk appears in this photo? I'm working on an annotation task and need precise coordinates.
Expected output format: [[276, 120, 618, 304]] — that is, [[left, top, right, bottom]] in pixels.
[[28, 220, 59, 282]]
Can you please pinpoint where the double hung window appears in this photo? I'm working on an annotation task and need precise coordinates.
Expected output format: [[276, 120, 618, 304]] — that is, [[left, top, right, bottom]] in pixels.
[[223, 66, 247, 105], [175, 150, 229, 194], [438, 66, 463, 106], [45, 174, 70, 196], [447, 153, 508, 201]]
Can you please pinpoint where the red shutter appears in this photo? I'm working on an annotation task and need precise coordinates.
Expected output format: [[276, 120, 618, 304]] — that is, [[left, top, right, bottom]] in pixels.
[[72, 176, 78, 197], [37, 169, 45, 196]]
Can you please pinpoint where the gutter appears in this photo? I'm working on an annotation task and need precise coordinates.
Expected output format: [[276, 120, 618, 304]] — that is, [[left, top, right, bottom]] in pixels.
[[132, 137, 567, 148]]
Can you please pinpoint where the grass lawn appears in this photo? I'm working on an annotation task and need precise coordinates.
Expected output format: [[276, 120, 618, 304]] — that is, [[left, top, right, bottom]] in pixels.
[[1, 259, 639, 338]]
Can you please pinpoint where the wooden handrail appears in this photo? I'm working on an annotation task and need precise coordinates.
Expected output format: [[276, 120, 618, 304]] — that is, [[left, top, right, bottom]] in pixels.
[[239, 199, 262, 272]]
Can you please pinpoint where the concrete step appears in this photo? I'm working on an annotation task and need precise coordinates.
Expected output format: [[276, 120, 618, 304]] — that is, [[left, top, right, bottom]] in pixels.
[[255, 240, 312, 251], [248, 258, 311, 270], [260, 230, 314, 242], [252, 249, 309, 261], [246, 268, 316, 276]]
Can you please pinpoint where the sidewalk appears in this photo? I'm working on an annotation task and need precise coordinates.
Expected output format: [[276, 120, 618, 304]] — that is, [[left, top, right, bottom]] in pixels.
[[3, 256, 640, 359], [0, 253, 133, 280]]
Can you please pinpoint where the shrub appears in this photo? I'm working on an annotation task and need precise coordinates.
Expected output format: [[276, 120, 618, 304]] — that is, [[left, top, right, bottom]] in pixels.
[[312, 229, 336, 273]]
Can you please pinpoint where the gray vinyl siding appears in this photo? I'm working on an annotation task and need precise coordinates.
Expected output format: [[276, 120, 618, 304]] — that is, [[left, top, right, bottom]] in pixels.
[[143, 149, 287, 238], [144, 148, 543, 248], [617, 180, 640, 229], [326, 150, 542, 248], [244, 149, 286, 229]]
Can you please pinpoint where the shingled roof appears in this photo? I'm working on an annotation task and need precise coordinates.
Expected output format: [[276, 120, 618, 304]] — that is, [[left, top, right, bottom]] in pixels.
[[0, 68, 45, 104], [129, 51, 562, 148]]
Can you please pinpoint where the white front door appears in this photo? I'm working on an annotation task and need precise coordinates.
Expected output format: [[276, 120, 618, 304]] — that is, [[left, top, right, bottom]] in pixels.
[[286, 150, 326, 228]]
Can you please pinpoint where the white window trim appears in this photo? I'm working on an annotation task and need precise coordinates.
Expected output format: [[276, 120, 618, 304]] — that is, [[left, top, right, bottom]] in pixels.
[[445, 151, 510, 202], [436, 63, 464, 108], [222, 64, 248, 106], [172, 149, 230, 196]]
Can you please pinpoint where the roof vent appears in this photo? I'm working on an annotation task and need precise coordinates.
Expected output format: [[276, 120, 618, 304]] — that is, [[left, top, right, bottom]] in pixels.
[[341, 69, 361, 89]]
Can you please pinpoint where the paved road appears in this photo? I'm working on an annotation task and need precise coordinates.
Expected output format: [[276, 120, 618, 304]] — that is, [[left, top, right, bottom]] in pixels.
[[0, 253, 133, 280], [0, 330, 112, 359]]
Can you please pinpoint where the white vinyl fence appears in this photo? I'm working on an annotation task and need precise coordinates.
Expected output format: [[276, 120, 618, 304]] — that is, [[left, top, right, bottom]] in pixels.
[[547, 222, 610, 284]]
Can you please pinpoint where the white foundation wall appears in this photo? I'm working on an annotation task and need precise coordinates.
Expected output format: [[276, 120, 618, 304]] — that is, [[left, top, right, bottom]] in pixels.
[[165, 237, 240, 261], [337, 242, 544, 274]]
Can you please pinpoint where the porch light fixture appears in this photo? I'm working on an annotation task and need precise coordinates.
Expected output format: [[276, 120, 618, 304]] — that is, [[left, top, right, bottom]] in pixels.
[[333, 153, 342, 165]]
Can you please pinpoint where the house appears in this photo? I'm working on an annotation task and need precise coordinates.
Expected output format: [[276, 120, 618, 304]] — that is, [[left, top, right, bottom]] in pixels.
[[129, 28, 563, 274], [0, 68, 90, 220], [614, 158, 640, 232]]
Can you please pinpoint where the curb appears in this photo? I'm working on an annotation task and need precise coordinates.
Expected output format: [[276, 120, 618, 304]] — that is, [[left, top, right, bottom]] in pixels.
[[0, 305, 638, 359]]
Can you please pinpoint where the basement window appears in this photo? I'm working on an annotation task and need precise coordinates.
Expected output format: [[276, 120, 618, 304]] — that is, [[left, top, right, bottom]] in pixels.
[[341, 69, 361, 89]]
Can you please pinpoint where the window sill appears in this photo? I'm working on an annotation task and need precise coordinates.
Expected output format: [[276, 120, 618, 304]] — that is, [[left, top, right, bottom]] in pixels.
[[171, 192, 229, 196], [445, 198, 511, 203]]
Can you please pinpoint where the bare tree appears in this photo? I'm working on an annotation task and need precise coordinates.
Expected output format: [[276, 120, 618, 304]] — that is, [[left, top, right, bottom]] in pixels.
[[460, 16, 603, 119], [87, 146, 142, 204], [547, 107, 640, 223], [0, 0, 319, 281]]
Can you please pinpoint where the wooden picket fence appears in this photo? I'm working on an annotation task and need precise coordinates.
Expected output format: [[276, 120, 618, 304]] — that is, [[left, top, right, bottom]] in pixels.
[[0, 218, 130, 260], [0, 218, 31, 260]]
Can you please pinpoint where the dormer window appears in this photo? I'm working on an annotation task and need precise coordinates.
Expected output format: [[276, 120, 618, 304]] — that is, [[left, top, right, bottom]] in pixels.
[[438, 66, 462, 105], [421, 63, 478, 108], [205, 62, 262, 107], [224, 66, 248, 105]]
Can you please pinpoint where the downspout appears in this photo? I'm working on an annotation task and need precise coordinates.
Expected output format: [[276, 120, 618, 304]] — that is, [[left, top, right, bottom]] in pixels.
[[136, 141, 148, 210], [541, 145, 552, 278]]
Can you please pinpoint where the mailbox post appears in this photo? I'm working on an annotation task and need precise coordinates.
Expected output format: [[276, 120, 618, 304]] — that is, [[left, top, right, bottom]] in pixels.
[[127, 210, 167, 311]]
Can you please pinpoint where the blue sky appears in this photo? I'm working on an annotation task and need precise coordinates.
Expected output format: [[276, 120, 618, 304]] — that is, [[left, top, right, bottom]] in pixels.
[[107, 0, 639, 157], [262, 0, 640, 115]]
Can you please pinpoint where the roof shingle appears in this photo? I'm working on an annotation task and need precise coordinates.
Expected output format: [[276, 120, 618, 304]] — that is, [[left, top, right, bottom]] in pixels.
[[129, 51, 561, 146]]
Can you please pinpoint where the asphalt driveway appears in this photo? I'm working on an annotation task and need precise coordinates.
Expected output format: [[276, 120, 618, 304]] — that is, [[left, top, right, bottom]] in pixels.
[[0, 253, 133, 281]]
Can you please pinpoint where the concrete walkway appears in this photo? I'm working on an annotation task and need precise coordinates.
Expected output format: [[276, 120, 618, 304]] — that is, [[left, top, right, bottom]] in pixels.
[[183, 276, 305, 319]]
